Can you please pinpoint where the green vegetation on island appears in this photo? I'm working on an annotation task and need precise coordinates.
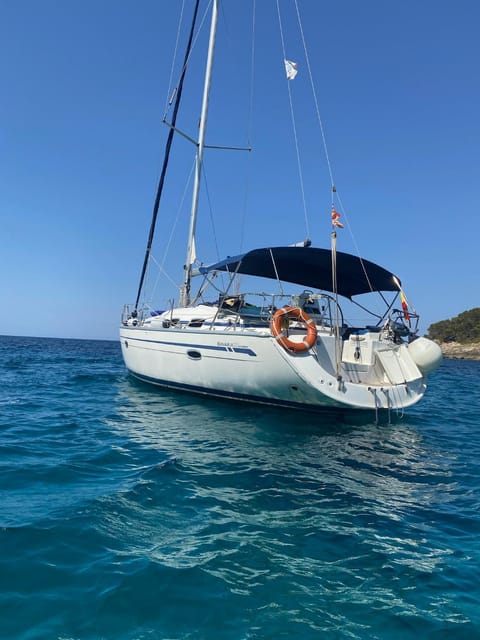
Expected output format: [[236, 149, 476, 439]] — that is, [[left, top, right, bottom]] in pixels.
[[427, 308, 480, 344]]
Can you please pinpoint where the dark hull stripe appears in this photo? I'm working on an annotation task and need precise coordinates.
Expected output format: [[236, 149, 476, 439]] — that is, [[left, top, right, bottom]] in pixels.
[[127, 369, 368, 414], [123, 336, 256, 356]]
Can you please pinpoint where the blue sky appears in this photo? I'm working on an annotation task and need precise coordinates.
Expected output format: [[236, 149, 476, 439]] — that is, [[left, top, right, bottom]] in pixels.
[[1, 0, 478, 340]]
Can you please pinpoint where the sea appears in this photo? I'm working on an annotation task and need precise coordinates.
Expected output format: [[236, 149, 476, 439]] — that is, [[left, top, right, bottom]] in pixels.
[[1, 334, 479, 640]]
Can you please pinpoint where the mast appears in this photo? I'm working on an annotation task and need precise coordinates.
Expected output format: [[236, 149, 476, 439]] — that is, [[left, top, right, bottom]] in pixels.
[[179, 0, 219, 307], [133, 0, 201, 312]]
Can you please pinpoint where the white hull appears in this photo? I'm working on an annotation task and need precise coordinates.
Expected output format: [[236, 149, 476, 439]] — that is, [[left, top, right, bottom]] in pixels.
[[119, 314, 430, 413]]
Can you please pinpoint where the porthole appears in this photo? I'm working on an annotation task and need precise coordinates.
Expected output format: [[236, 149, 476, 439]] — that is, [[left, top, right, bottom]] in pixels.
[[124, 341, 129, 348], [187, 350, 202, 360]]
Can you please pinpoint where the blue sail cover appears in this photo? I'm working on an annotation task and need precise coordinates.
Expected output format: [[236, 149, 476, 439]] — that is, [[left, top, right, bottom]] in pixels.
[[199, 246, 400, 298]]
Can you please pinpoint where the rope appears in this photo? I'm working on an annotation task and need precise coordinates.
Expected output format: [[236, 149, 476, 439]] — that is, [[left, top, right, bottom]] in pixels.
[[275, 0, 310, 240], [370, 388, 379, 425]]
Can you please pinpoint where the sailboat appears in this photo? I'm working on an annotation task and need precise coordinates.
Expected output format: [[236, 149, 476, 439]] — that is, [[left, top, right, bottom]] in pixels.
[[120, 0, 442, 415]]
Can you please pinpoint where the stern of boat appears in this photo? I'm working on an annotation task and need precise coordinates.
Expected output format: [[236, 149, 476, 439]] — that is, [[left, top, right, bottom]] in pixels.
[[271, 324, 442, 411]]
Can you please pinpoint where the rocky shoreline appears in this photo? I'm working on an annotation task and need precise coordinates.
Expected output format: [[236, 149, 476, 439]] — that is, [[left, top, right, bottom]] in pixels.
[[437, 341, 480, 360]]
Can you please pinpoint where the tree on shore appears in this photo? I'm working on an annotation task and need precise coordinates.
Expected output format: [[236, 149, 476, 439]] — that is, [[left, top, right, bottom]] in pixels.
[[427, 308, 480, 343]]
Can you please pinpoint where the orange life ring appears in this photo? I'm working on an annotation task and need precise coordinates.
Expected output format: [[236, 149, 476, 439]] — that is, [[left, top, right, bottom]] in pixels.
[[270, 306, 317, 353]]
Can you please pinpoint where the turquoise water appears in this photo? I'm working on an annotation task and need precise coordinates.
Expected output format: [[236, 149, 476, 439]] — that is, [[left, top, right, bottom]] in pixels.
[[1, 335, 479, 639]]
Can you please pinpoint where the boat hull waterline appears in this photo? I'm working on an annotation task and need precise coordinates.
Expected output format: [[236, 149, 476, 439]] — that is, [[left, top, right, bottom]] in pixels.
[[120, 319, 434, 412]]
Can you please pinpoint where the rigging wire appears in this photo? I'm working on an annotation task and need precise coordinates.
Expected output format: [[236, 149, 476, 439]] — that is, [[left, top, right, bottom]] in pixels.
[[275, 0, 310, 240], [238, 0, 256, 254], [145, 159, 197, 306], [201, 163, 222, 264], [294, 0, 385, 298], [335, 192, 377, 295], [134, 0, 201, 311], [163, 1, 214, 122], [148, 253, 180, 290], [163, 0, 186, 118], [293, 0, 334, 192], [291, 0, 343, 368], [247, 0, 256, 151]]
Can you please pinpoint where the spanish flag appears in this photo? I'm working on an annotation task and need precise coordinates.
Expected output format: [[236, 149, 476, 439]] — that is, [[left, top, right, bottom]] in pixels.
[[331, 208, 344, 228], [400, 290, 411, 324]]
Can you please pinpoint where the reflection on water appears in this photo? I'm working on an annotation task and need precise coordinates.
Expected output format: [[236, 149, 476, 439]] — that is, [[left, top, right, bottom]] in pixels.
[[110, 377, 453, 520], [95, 375, 478, 635]]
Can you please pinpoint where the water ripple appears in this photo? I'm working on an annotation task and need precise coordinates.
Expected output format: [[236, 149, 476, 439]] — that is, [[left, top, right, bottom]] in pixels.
[[0, 337, 479, 639]]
